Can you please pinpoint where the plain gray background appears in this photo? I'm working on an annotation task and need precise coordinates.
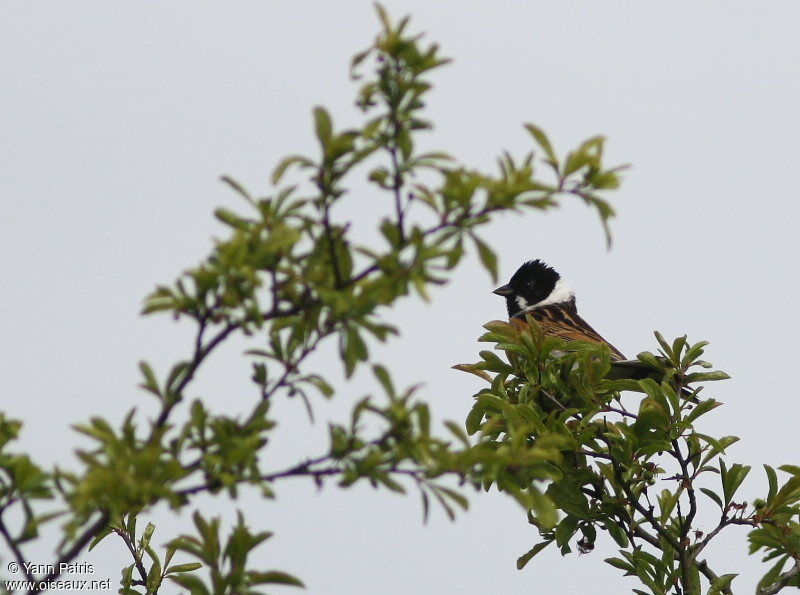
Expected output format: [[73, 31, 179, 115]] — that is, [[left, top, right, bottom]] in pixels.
[[2, 2, 799, 593]]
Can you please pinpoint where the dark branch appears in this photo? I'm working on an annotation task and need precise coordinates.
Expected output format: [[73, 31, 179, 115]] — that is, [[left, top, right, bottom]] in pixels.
[[0, 513, 33, 581], [694, 558, 732, 595], [113, 524, 148, 587], [28, 512, 111, 595]]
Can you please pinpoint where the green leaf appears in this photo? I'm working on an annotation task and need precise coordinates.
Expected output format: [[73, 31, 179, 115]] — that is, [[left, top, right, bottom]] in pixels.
[[88, 525, 114, 551], [249, 571, 305, 587], [517, 540, 553, 570], [443, 420, 469, 446], [765, 465, 778, 502], [372, 364, 395, 398], [140, 522, 156, 551], [524, 123, 557, 168], [555, 515, 579, 548], [465, 403, 485, 435], [720, 461, 751, 506], [437, 485, 469, 513], [684, 399, 721, 424], [547, 479, 589, 518], [146, 558, 163, 593], [272, 155, 314, 184], [605, 557, 635, 573], [165, 562, 203, 574], [169, 574, 211, 595], [685, 371, 730, 383], [452, 363, 492, 382], [699, 487, 724, 510], [603, 520, 629, 548], [529, 487, 558, 529], [138, 361, 161, 399], [708, 573, 737, 595], [472, 235, 498, 282], [313, 106, 333, 147], [756, 555, 790, 593], [220, 175, 254, 203]]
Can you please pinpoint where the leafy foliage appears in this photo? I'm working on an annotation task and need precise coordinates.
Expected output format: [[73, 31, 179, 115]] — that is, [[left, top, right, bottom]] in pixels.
[[1, 6, 796, 595], [458, 318, 800, 594], [0, 7, 623, 594]]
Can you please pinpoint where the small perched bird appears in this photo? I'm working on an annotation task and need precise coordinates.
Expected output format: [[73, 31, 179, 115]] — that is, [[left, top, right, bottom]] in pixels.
[[493, 259, 626, 360], [493, 259, 698, 400]]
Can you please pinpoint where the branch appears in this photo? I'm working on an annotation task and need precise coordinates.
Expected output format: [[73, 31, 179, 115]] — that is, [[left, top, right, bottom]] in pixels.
[[602, 405, 638, 420], [695, 558, 732, 595], [28, 512, 111, 595], [691, 515, 757, 562], [113, 525, 148, 587], [152, 321, 237, 431], [387, 82, 405, 244], [541, 389, 567, 411], [321, 205, 343, 288], [672, 439, 697, 539], [759, 560, 800, 595], [175, 436, 439, 500], [631, 525, 660, 549], [0, 513, 32, 581], [603, 438, 682, 555], [590, 436, 706, 592], [578, 450, 613, 461]]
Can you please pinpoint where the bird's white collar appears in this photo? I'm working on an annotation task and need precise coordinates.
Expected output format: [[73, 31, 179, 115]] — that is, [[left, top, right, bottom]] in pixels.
[[516, 278, 575, 312]]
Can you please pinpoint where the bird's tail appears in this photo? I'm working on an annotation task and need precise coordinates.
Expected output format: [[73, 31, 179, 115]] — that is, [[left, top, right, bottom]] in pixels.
[[608, 359, 700, 403]]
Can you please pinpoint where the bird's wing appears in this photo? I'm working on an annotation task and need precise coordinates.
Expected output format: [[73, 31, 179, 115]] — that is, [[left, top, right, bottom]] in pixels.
[[608, 359, 700, 402], [517, 305, 627, 361]]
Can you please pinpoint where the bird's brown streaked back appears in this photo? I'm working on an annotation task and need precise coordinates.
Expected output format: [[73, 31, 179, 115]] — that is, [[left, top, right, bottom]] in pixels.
[[515, 303, 627, 361]]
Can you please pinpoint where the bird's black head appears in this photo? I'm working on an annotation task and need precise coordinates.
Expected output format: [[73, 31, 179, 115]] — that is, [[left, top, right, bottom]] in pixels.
[[493, 259, 570, 318]]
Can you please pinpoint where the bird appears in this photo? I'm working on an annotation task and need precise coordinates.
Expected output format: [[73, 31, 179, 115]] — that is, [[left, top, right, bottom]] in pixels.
[[493, 259, 698, 400], [492, 259, 626, 360]]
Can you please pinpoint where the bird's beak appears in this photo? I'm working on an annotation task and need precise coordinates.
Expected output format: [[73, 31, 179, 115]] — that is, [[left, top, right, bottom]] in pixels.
[[492, 284, 513, 296]]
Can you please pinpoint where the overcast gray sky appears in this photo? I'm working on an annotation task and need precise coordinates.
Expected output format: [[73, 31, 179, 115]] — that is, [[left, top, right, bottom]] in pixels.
[[3, 2, 800, 594]]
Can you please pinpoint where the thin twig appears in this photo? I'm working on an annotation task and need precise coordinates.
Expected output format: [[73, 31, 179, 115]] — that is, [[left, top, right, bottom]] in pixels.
[[29, 512, 111, 595], [691, 515, 757, 562], [113, 525, 148, 587], [578, 450, 614, 461], [541, 390, 567, 411], [602, 405, 638, 420], [695, 558, 732, 595], [0, 513, 33, 581]]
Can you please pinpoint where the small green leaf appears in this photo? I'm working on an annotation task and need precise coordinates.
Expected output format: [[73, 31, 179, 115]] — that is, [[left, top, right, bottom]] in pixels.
[[555, 515, 579, 548], [138, 361, 161, 399], [165, 562, 203, 574], [524, 123, 557, 167], [272, 155, 314, 184], [605, 557, 635, 573], [249, 571, 305, 587], [220, 176, 254, 203], [314, 106, 333, 146], [465, 403, 485, 435], [765, 465, 778, 502], [699, 487, 724, 510], [472, 235, 498, 282], [708, 573, 737, 595], [603, 520, 629, 548], [685, 371, 731, 383], [684, 399, 722, 424], [372, 364, 395, 398], [517, 540, 553, 570], [88, 525, 114, 551]]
